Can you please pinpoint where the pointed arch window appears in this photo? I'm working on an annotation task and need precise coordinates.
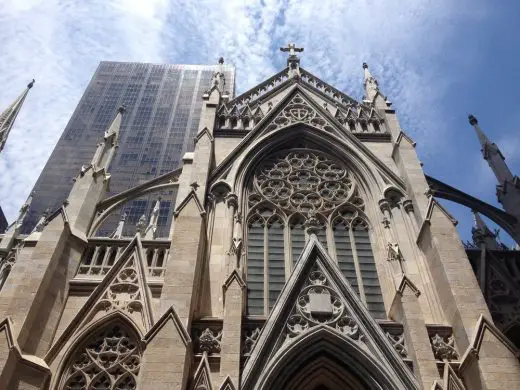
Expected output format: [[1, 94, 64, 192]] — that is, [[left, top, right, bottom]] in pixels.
[[246, 211, 286, 315], [333, 211, 385, 318], [59, 323, 142, 390], [289, 215, 306, 265], [245, 150, 384, 318]]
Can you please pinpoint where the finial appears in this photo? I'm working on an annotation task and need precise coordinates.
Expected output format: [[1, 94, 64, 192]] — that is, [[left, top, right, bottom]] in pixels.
[[27, 79, 35, 89], [118, 104, 127, 114], [468, 114, 478, 126], [362, 62, 368, 69], [219, 57, 224, 64]]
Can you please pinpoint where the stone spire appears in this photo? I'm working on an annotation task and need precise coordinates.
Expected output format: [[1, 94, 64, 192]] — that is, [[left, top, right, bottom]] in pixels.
[[144, 198, 161, 239], [362, 63, 390, 109], [468, 114, 514, 184], [0, 79, 35, 153], [471, 210, 500, 250], [468, 114, 520, 227], [64, 105, 125, 231], [91, 104, 125, 171], [362, 63, 379, 102], [208, 57, 227, 96], [111, 213, 127, 239]]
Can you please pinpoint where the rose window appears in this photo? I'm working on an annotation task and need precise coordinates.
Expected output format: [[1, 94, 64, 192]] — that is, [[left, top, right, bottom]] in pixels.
[[249, 151, 363, 215]]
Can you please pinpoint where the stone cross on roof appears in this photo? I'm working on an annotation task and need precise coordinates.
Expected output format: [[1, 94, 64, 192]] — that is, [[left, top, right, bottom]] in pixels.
[[280, 42, 304, 57]]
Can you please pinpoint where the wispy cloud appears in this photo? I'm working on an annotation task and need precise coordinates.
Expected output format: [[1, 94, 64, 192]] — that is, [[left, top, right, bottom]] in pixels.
[[0, 0, 489, 227]]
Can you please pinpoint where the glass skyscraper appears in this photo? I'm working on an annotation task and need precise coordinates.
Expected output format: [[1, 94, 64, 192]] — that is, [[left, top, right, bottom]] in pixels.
[[24, 61, 235, 236]]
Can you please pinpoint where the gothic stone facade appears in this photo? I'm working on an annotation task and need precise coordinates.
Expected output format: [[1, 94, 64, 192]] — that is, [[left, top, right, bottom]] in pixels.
[[0, 57, 519, 390]]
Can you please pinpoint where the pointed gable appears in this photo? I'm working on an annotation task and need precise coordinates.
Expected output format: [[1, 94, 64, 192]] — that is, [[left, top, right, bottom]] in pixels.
[[46, 235, 154, 362], [219, 376, 237, 390], [191, 352, 213, 390], [257, 89, 338, 136], [241, 235, 417, 389], [210, 83, 405, 200]]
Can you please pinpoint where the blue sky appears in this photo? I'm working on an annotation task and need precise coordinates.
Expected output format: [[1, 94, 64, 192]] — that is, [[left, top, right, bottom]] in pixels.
[[1, 0, 519, 244]]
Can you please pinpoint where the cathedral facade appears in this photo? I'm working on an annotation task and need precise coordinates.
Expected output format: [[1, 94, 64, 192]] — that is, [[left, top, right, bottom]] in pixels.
[[0, 47, 519, 389]]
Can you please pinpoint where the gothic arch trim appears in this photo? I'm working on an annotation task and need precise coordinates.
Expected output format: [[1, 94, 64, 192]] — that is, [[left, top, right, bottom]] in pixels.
[[327, 203, 371, 227], [48, 312, 143, 390], [210, 85, 405, 197], [248, 326, 414, 390], [45, 236, 153, 363], [230, 125, 389, 202]]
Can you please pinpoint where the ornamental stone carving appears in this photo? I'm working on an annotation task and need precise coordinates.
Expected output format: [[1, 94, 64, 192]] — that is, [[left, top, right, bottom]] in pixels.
[[431, 333, 459, 361], [60, 324, 141, 390], [386, 332, 408, 358], [263, 94, 336, 133], [195, 328, 222, 355], [283, 265, 362, 344], [242, 327, 261, 356], [98, 257, 143, 314], [248, 149, 364, 217]]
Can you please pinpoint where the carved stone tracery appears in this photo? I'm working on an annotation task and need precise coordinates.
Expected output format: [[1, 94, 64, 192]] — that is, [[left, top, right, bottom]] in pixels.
[[242, 327, 261, 356], [431, 333, 459, 361], [61, 324, 141, 390], [283, 266, 362, 344], [98, 256, 143, 314], [194, 328, 222, 355], [385, 332, 408, 358], [248, 149, 364, 218], [487, 264, 520, 336]]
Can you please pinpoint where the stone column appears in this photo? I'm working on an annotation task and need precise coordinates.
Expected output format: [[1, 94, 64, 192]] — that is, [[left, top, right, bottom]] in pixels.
[[378, 199, 404, 283], [401, 198, 443, 323], [225, 193, 239, 274], [390, 278, 440, 390], [220, 271, 245, 385], [139, 307, 192, 390]]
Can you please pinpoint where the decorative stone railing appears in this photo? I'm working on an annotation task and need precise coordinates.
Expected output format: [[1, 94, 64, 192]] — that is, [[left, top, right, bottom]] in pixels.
[[76, 238, 170, 279]]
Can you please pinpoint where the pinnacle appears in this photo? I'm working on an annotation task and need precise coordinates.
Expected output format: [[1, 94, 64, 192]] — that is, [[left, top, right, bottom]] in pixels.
[[468, 114, 478, 125]]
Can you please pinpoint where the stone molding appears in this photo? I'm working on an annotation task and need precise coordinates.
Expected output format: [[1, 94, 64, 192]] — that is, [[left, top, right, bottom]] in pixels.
[[219, 375, 237, 390], [144, 305, 191, 348], [174, 189, 207, 218], [416, 196, 459, 244]]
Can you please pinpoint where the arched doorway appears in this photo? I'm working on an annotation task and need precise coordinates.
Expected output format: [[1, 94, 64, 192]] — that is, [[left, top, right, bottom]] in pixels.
[[248, 326, 416, 390]]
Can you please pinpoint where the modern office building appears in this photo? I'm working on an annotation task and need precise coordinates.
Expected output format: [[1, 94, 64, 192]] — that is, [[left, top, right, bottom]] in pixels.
[[0, 207, 7, 233], [23, 61, 235, 236]]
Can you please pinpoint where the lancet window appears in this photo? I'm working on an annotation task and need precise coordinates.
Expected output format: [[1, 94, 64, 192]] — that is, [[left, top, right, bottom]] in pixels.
[[245, 150, 385, 318], [60, 323, 142, 390]]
